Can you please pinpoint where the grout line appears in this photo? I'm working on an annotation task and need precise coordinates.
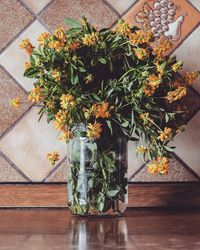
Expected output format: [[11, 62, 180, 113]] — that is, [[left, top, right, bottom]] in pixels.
[[0, 151, 32, 182], [172, 152, 200, 181], [0, 17, 36, 55], [128, 163, 146, 181], [0, 64, 29, 94], [0, 105, 33, 142], [120, 0, 139, 17], [186, 0, 200, 14], [37, 0, 55, 16], [43, 155, 68, 182], [19, 0, 37, 16], [102, 0, 121, 17]]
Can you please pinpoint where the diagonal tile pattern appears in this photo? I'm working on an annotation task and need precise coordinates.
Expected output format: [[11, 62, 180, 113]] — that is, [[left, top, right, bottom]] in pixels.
[[0, 66, 31, 137], [0, 106, 67, 182], [0, 0, 199, 183], [0, 0, 34, 52], [0, 20, 49, 92], [39, 0, 118, 31], [130, 157, 199, 182]]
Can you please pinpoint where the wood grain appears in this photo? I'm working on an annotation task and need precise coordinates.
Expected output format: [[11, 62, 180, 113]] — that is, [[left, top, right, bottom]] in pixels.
[[0, 183, 200, 207]]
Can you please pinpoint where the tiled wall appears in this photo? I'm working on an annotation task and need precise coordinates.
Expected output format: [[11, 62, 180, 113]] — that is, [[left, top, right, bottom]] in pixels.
[[0, 0, 200, 183]]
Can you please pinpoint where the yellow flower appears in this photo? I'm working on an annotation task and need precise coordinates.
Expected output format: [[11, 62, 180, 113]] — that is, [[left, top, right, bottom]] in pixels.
[[82, 107, 92, 120], [67, 41, 80, 51], [113, 20, 131, 36], [153, 38, 173, 59], [10, 96, 21, 108], [19, 39, 34, 54], [92, 102, 111, 119], [59, 128, 73, 143], [24, 61, 31, 70], [86, 121, 102, 139], [143, 74, 161, 96], [136, 145, 149, 154], [82, 32, 98, 46], [54, 110, 67, 131], [166, 86, 187, 103], [140, 112, 153, 124], [48, 40, 63, 52], [158, 127, 172, 142], [47, 151, 59, 165], [129, 30, 153, 45], [154, 61, 165, 76], [184, 71, 200, 85], [171, 61, 183, 72], [28, 87, 43, 103], [54, 27, 66, 41], [37, 32, 51, 45], [81, 18, 87, 27], [52, 69, 61, 82], [133, 47, 149, 60], [60, 94, 75, 109], [148, 156, 169, 175]]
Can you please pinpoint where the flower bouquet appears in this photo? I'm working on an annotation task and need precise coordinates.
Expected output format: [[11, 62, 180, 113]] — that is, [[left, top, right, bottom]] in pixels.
[[11, 17, 199, 216]]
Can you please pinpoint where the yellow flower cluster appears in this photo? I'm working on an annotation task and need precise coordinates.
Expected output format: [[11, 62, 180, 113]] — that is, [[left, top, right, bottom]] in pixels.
[[10, 96, 21, 108], [54, 110, 67, 131], [158, 127, 172, 142], [171, 61, 183, 72], [184, 71, 199, 85], [54, 27, 66, 41], [19, 39, 34, 54], [144, 74, 161, 96], [52, 69, 61, 82], [153, 39, 173, 59], [86, 121, 102, 139], [59, 128, 73, 143], [166, 86, 187, 103], [67, 41, 80, 51], [92, 102, 111, 119], [133, 47, 149, 60], [129, 30, 153, 45], [82, 32, 98, 46], [140, 112, 153, 124], [114, 20, 131, 36], [28, 87, 43, 103], [46, 151, 59, 165], [148, 156, 169, 175], [136, 145, 149, 154], [49, 40, 63, 52], [60, 94, 75, 109], [154, 61, 165, 76], [37, 32, 51, 45]]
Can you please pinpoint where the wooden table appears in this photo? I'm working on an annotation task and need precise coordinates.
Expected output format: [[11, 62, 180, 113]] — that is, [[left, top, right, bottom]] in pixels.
[[0, 208, 199, 249]]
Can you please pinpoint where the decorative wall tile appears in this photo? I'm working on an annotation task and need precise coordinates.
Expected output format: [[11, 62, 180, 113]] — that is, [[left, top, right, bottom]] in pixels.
[[0, 0, 34, 52], [0, 106, 67, 182], [45, 159, 67, 182], [130, 157, 199, 182], [172, 111, 200, 177], [22, 0, 52, 14], [0, 67, 31, 136], [0, 154, 29, 182], [105, 0, 137, 14], [39, 0, 118, 31], [0, 20, 49, 92], [172, 25, 200, 93], [123, 0, 200, 51], [189, 0, 200, 11]]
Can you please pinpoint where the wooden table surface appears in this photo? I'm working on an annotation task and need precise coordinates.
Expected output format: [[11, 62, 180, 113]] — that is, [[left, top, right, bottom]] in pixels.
[[0, 208, 200, 250]]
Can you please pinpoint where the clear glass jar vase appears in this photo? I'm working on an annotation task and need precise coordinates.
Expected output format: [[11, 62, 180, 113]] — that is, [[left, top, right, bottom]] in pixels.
[[67, 124, 128, 217]]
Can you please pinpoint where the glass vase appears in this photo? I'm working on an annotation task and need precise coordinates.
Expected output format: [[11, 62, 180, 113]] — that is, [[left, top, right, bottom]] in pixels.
[[67, 124, 128, 217]]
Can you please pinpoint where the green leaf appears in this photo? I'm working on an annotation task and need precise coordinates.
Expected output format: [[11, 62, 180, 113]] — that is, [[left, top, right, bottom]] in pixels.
[[64, 17, 81, 28], [106, 188, 120, 198], [121, 120, 129, 128], [164, 146, 176, 152], [98, 58, 107, 64], [106, 120, 113, 135], [24, 68, 40, 78]]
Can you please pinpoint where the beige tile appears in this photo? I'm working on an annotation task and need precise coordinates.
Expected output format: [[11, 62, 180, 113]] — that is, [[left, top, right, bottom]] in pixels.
[[23, 0, 52, 14], [0, 154, 29, 182], [106, 0, 137, 14], [0, 67, 31, 136], [130, 157, 199, 182], [172, 111, 200, 177], [0, 20, 49, 92], [45, 159, 67, 182], [0, 0, 34, 52], [189, 0, 200, 11], [0, 106, 67, 182], [128, 142, 144, 179], [39, 0, 118, 31], [172, 25, 200, 94]]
